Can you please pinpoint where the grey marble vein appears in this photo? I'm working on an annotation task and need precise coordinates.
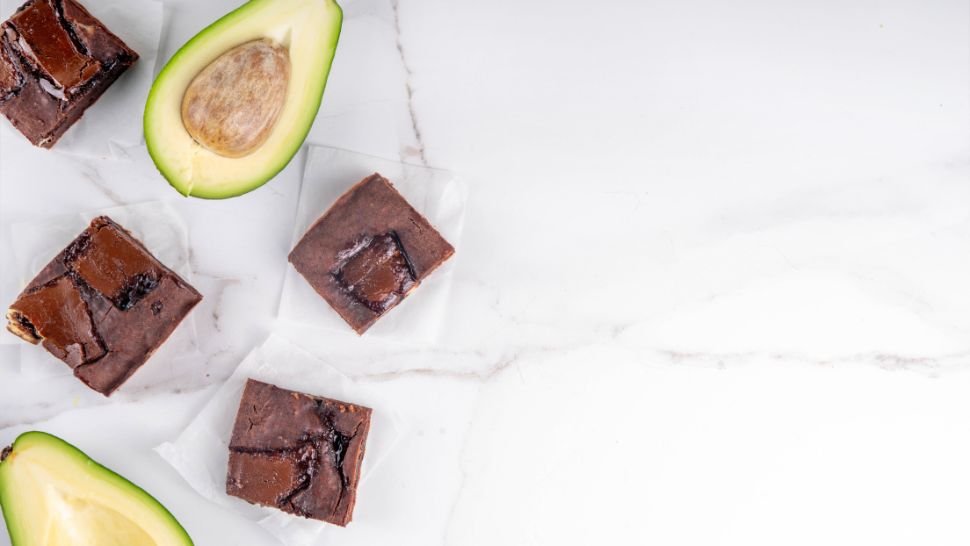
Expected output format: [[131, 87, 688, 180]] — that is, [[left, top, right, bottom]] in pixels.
[[391, 0, 428, 166]]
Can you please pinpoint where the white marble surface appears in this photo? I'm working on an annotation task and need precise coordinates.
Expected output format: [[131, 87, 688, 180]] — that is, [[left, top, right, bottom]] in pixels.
[[1, 0, 969, 544]]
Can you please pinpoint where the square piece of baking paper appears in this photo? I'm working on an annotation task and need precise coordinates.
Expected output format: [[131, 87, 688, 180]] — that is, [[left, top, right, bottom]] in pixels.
[[279, 145, 467, 343], [157, 334, 404, 545], [4, 201, 201, 395], [0, 0, 163, 157]]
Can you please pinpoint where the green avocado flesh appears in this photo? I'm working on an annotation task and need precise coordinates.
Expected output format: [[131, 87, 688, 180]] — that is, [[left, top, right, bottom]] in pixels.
[[144, 0, 343, 199], [0, 432, 193, 546]]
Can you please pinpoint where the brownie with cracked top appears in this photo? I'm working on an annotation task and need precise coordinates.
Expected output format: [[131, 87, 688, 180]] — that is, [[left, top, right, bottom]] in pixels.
[[288, 173, 455, 334], [226, 379, 372, 527], [5, 216, 201, 396], [0, 0, 138, 147]]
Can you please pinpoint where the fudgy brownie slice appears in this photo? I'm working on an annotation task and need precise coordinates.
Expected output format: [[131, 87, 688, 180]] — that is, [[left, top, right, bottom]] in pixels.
[[226, 379, 372, 527], [289, 173, 454, 334], [6, 216, 201, 395], [0, 0, 138, 147]]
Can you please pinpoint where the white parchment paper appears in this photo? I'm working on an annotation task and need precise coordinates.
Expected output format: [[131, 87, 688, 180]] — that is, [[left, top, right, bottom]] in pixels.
[[279, 146, 467, 343], [4, 202, 200, 393], [156, 334, 404, 546], [0, 0, 163, 157]]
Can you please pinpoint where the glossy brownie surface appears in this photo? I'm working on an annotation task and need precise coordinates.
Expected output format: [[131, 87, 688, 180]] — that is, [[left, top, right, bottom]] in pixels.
[[289, 173, 455, 334], [226, 379, 372, 527], [0, 0, 137, 147], [6, 216, 201, 395]]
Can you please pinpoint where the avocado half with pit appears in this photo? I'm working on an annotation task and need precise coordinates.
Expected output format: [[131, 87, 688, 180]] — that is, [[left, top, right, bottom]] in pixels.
[[144, 0, 343, 198], [0, 431, 192, 545]]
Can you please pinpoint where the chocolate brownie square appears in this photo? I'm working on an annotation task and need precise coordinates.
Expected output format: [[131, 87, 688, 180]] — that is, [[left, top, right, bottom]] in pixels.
[[288, 173, 455, 334], [226, 379, 372, 527], [0, 0, 138, 147], [6, 216, 201, 395]]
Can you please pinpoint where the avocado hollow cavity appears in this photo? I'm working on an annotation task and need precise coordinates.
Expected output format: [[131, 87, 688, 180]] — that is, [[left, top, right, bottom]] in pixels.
[[180, 39, 290, 158]]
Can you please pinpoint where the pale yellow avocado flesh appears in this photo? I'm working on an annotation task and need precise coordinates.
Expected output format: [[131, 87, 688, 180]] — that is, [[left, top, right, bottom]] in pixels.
[[0, 432, 192, 546], [144, 0, 342, 198]]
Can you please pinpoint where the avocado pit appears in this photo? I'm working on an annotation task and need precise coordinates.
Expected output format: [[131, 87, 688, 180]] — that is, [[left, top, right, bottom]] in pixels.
[[180, 39, 290, 158]]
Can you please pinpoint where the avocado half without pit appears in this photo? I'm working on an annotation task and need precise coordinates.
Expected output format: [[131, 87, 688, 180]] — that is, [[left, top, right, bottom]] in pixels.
[[144, 0, 343, 199], [0, 432, 193, 545]]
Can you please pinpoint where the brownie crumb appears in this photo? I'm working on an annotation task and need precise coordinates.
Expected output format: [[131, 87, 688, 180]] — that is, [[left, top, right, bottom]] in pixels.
[[9, 311, 40, 342], [63, 232, 92, 263], [115, 273, 159, 311]]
